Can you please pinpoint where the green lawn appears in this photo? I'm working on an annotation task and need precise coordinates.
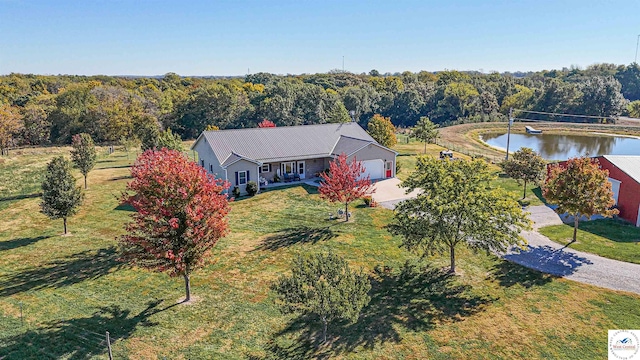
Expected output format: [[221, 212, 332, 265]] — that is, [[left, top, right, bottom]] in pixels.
[[539, 219, 640, 264], [0, 146, 638, 359], [393, 138, 544, 206]]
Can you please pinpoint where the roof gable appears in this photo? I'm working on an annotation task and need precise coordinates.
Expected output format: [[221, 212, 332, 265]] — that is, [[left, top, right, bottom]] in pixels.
[[199, 122, 377, 163]]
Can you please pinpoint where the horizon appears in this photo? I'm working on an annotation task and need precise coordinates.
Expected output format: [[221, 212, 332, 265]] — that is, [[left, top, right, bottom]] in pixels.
[[1, 0, 640, 76]]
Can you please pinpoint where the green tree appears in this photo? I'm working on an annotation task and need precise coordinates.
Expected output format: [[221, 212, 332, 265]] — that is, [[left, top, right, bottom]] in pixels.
[[40, 156, 84, 234], [119, 135, 140, 160], [501, 147, 546, 199], [367, 114, 397, 147], [272, 252, 371, 344], [579, 76, 626, 121], [412, 117, 439, 153], [628, 100, 640, 118], [543, 157, 619, 243], [388, 157, 530, 273], [156, 128, 183, 152], [70, 133, 97, 189]]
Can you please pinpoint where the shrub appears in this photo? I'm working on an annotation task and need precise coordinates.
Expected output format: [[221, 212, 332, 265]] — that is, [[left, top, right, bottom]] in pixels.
[[232, 186, 241, 198], [246, 181, 258, 196], [273, 173, 281, 183], [362, 196, 372, 206]]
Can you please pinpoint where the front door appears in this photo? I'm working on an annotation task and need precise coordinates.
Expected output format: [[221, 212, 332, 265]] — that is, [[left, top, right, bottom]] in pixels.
[[385, 161, 393, 178], [297, 161, 305, 179], [281, 162, 295, 175]]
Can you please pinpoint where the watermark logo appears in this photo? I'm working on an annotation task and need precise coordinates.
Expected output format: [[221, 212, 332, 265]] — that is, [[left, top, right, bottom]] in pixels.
[[609, 330, 640, 360]]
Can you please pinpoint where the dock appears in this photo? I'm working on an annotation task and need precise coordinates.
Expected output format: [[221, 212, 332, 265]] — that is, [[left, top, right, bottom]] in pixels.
[[525, 126, 542, 134]]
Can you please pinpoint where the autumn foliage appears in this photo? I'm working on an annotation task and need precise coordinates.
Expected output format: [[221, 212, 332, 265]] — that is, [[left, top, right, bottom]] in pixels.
[[543, 157, 618, 243], [319, 153, 374, 221], [119, 149, 231, 301], [257, 119, 276, 128]]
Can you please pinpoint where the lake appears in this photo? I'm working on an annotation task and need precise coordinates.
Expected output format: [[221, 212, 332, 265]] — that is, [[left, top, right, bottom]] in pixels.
[[481, 132, 640, 160]]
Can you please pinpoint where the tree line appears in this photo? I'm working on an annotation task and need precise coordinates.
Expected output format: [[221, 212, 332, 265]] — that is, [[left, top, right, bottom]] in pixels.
[[1, 63, 640, 150]]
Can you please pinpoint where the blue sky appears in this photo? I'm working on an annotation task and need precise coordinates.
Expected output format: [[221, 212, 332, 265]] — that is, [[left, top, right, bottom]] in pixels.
[[1, 0, 639, 76]]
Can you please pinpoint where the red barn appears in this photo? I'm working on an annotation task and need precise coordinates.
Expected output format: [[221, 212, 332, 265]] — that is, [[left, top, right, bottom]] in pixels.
[[596, 155, 640, 226]]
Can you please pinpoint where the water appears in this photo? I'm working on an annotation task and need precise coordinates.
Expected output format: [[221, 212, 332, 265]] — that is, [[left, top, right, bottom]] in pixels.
[[481, 132, 640, 160]]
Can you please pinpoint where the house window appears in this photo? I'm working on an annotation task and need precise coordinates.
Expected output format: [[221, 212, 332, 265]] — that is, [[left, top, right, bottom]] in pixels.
[[200, 159, 204, 167], [238, 171, 247, 185], [210, 164, 213, 172], [261, 164, 271, 173]]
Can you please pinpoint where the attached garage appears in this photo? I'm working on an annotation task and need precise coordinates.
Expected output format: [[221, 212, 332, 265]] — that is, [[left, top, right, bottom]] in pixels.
[[360, 159, 384, 180]]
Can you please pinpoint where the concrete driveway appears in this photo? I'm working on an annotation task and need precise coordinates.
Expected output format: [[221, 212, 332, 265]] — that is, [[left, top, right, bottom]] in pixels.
[[371, 178, 421, 209]]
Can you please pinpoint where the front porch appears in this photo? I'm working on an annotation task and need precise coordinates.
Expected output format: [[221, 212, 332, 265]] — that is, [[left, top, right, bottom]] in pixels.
[[260, 177, 321, 190]]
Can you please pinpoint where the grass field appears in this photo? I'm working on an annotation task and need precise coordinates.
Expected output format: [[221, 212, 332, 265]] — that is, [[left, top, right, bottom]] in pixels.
[[539, 219, 640, 264], [1, 146, 639, 359]]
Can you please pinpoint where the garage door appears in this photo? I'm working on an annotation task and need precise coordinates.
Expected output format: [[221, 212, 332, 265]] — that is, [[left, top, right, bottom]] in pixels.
[[360, 159, 384, 180]]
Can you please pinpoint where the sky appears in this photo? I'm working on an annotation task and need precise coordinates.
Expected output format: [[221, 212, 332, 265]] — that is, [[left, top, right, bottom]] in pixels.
[[1, 0, 640, 76]]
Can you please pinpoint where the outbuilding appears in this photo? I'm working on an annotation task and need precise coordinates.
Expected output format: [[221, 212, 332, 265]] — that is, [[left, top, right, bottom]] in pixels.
[[596, 155, 640, 226]]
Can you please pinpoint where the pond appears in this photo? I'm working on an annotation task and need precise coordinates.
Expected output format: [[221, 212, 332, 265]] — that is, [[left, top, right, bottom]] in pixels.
[[481, 132, 640, 161]]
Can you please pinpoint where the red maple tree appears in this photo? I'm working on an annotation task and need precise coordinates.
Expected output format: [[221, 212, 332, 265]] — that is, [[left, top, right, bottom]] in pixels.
[[257, 119, 276, 128], [119, 149, 231, 301], [319, 153, 375, 221]]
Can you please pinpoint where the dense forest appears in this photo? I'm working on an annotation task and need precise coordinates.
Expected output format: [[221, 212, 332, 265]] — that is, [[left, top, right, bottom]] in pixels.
[[1, 63, 640, 149]]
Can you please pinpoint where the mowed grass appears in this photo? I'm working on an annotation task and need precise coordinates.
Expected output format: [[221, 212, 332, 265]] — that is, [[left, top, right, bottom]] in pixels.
[[539, 219, 640, 264], [393, 137, 544, 206], [0, 146, 639, 359]]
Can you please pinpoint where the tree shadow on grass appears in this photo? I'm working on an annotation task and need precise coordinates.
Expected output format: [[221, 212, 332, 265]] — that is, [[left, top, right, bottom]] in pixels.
[[0, 299, 175, 360], [0, 193, 41, 203], [502, 245, 593, 277], [0, 235, 51, 252], [258, 262, 495, 359], [0, 247, 122, 297], [109, 175, 132, 181], [489, 259, 555, 288], [577, 219, 640, 244], [256, 226, 339, 251]]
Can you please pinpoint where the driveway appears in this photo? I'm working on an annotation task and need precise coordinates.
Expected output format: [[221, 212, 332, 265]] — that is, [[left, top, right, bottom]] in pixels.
[[506, 205, 640, 294], [371, 178, 421, 209]]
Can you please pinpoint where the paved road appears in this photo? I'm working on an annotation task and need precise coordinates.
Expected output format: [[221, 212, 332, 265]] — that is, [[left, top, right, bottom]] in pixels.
[[376, 182, 640, 294]]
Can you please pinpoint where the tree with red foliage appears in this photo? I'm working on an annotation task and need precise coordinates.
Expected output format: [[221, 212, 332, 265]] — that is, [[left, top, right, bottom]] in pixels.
[[543, 157, 618, 243], [319, 153, 375, 221], [119, 149, 231, 302], [258, 119, 276, 128]]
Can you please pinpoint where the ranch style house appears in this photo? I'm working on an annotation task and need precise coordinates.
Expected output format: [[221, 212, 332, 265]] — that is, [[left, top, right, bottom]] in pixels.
[[191, 122, 397, 195]]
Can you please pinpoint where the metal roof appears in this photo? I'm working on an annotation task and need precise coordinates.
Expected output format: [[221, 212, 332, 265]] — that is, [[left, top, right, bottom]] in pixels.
[[602, 155, 640, 183], [331, 136, 372, 156], [198, 122, 380, 164]]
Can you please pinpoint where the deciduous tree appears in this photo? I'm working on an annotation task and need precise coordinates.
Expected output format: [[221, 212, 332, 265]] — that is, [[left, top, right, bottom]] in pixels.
[[257, 119, 276, 128], [388, 157, 530, 273], [543, 157, 618, 243], [0, 104, 22, 156], [118, 149, 230, 301], [319, 153, 374, 221], [70, 133, 97, 189], [272, 252, 371, 344], [412, 116, 439, 153], [40, 156, 84, 234], [156, 128, 183, 152], [501, 147, 546, 199], [367, 114, 397, 148]]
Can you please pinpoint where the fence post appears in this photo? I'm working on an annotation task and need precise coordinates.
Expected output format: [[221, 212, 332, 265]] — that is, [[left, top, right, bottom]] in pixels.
[[106, 331, 113, 360]]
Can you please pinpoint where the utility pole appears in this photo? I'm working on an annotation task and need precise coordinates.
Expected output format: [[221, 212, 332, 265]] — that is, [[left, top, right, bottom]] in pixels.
[[506, 108, 513, 160], [342, 56, 345, 72], [633, 35, 640, 64]]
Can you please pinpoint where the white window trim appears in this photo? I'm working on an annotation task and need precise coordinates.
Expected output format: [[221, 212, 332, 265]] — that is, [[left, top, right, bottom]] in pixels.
[[238, 171, 247, 185]]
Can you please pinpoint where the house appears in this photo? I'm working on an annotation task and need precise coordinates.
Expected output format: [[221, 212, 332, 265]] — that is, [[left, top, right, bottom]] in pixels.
[[596, 155, 640, 226], [191, 122, 397, 195]]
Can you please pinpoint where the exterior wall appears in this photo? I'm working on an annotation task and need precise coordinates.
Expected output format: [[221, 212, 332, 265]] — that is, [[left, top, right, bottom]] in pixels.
[[598, 157, 640, 225], [226, 159, 260, 195], [349, 144, 396, 179], [193, 136, 224, 179]]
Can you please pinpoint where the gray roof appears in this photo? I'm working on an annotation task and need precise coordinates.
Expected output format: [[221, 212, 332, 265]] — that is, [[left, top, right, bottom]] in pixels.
[[331, 136, 372, 156], [602, 155, 640, 183], [196, 122, 385, 165]]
